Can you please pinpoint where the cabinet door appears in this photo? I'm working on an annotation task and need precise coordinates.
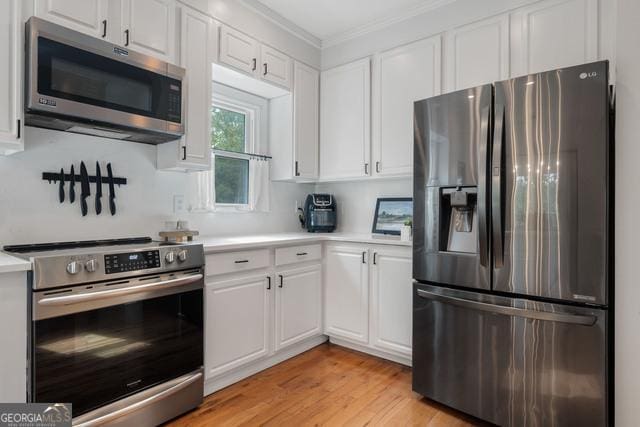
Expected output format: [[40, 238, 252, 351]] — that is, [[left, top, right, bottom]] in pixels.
[[325, 245, 369, 343], [371, 247, 413, 356], [446, 15, 509, 91], [0, 0, 23, 154], [34, 0, 108, 38], [510, 0, 598, 77], [219, 25, 259, 76], [372, 36, 441, 177], [121, 0, 175, 62], [275, 265, 322, 351], [205, 274, 271, 378], [320, 58, 371, 180], [260, 45, 293, 89], [293, 62, 319, 179]]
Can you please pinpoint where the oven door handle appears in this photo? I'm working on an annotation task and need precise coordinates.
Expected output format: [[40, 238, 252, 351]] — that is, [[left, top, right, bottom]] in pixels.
[[73, 370, 203, 427], [38, 273, 203, 306]]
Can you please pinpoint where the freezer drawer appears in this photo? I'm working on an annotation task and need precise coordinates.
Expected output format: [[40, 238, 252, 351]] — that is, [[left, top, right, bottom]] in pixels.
[[412, 283, 607, 426]]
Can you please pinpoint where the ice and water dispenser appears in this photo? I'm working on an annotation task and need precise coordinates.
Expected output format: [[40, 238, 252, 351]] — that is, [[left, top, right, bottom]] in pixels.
[[440, 187, 477, 254]]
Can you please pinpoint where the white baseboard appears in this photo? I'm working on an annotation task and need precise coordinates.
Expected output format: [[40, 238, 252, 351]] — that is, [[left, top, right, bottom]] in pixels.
[[204, 335, 328, 396], [328, 336, 412, 367]]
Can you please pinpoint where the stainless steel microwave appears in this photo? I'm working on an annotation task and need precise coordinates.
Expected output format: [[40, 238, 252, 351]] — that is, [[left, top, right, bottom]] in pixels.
[[25, 17, 185, 144]]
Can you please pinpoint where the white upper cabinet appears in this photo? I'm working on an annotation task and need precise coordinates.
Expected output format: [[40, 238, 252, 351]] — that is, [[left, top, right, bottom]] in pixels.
[[372, 36, 441, 177], [510, 0, 598, 76], [121, 0, 176, 63], [0, 0, 23, 155], [446, 15, 509, 91], [320, 58, 371, 180], [157, 6, 214, 171], [293, 61, 319, 179], [324, 245, 369, 344], [275, 265, 322, 351], [370, 247, 413, 357], [34, 0, 109, 39], [219, 25, 259, 76], [205, 274, 271, 379], [261, 45, 293, 89]]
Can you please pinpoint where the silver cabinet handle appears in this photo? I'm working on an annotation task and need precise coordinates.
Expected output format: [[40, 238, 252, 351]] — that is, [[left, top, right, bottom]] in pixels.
[[38, 273, 203, 306], [373, 252, 377, 265], [101, 20, 107, 38], [252, 58, 257, 71], [234, 259, 249, 264], [296, 252, 308, 256], [124, 29, 130, 46], [364, 163, 369, 175], [375, 161, 380, 173], [416, 289, 597, 326], [278, 274, 284, 288], [362, 251, 366, 264], [263, 63, 268, 76], [267, 276, 271, 290], [74, 371, 203, 427]]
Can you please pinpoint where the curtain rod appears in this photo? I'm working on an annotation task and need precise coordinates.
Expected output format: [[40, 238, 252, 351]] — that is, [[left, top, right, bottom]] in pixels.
[[212, 148, 272, 160]]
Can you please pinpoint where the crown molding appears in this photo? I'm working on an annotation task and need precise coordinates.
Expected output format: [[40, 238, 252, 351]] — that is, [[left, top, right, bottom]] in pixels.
[[321, 0, 456, 49], [239, 0, 323, 49]]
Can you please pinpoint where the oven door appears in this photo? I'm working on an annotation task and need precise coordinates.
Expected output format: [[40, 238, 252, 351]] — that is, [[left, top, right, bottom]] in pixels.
[[30, 271, 204, 418], [25, 17, 184, 137]]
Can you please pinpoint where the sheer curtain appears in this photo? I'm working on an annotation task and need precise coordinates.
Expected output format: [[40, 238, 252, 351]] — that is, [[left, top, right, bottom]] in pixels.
[[247, 157, 270, 212], [187, 156, 270, 213]]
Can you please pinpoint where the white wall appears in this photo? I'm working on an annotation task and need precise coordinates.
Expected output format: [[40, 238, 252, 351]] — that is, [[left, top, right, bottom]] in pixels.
[[0, 127, 312, 246], [614, 0, 639, 424], [314, 179, 412, 233]]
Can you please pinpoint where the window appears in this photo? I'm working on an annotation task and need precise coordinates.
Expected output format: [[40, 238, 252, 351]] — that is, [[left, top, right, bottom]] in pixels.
[[211, 98, 255, 207]]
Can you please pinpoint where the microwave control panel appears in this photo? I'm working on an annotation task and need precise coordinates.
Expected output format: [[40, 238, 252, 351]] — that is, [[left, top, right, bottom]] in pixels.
[[104, 250, 161, 274]]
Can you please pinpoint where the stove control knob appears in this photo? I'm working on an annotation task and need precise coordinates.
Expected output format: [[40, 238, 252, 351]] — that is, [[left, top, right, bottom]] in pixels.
[[177, 250, 188, 263], [85, 259, 98, 273], [66, 261, 82, 275], [165, 251, 176, 264]]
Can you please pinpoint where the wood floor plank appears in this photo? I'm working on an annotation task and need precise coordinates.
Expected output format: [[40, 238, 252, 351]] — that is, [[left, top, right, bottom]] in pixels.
[[165, 343, 487, 427]]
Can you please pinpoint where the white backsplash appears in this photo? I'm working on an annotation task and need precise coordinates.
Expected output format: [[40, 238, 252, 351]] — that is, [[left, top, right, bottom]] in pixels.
[[315, 179, 412, 234], [0, 127, 313, 246]]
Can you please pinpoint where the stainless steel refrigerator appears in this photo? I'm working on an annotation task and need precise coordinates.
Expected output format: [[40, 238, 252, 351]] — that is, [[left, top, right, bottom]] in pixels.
[[412, 61, 612, 426]]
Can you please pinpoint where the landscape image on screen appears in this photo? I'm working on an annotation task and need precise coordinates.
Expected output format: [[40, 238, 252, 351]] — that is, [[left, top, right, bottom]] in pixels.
[[376, 200, 413, 232]]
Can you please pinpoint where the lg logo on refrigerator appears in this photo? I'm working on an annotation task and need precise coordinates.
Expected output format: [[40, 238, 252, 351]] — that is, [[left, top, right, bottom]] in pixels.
[[580, 71, 598, 79]]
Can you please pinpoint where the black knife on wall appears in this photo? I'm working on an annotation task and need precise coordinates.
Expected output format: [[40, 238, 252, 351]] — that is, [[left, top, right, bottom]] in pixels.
[[58, 168, 65, 203], [95, 162, 102, 215], [80, 161, 90, 217], [69, 164, 75, 203], [107, 163, 116, 216]]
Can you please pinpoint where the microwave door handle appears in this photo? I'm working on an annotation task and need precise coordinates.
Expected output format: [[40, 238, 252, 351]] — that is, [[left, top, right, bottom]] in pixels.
[[478, 104, 490, 267], [492, 104, 505, 268], [37, 273, 203, 306]]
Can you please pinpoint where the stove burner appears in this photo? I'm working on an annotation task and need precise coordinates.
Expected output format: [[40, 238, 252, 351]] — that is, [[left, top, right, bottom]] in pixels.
[[4, 237, 153, 253]]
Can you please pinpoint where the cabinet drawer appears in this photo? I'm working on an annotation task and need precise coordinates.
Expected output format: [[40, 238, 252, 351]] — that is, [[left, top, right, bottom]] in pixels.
[[206, 249, 270, 276], [275, 244, 321, 266]]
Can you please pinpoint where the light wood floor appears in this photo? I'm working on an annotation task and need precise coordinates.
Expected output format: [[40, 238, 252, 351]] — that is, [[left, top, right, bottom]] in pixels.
[[166, 343, 486, 427]]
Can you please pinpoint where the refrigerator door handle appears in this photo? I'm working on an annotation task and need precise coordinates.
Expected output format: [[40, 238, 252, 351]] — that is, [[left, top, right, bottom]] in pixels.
[[478, 105, 491, 267], [491, 104, 505, 268], [416, 289, 597, 326]]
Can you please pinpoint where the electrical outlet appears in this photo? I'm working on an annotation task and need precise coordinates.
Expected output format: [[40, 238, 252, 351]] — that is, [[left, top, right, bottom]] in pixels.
[[173, 195, 185, 213]]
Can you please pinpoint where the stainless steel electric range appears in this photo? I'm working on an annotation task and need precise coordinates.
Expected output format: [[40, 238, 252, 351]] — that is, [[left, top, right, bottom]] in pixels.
[[5, 237, 205, 426]]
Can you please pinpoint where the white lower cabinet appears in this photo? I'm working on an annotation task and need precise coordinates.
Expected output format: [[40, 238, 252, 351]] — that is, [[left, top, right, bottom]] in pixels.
[[205, 273, 270, 379], [275, 264, 322, 351], [324, 243, 413, 362], [324, 244, 370, 344], [370, 247, 413, 357]]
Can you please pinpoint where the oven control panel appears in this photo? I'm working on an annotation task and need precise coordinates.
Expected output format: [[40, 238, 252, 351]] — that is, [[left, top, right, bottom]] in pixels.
[[104, 250, 161, 274]]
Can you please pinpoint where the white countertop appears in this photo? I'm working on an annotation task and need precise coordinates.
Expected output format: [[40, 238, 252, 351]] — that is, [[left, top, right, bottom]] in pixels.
[[0, 232, 412, 273], [0, 252, 32, 274], [198, 232, 412, 252]]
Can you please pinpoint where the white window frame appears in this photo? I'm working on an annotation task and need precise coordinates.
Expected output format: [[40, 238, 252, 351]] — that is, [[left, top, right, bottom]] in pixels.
[[211, 93, 260, 211]]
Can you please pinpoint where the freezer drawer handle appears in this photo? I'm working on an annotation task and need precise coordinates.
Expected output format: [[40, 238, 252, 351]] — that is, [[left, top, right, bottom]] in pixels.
[[416, 289, 597, 326]]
